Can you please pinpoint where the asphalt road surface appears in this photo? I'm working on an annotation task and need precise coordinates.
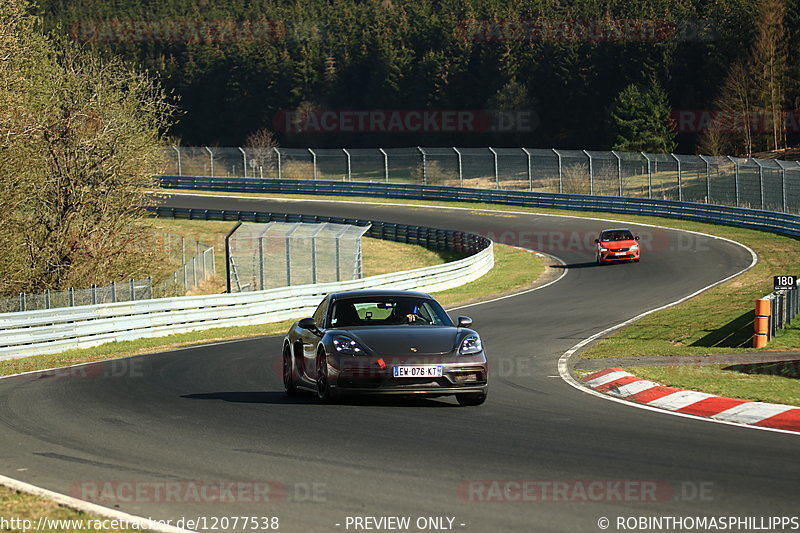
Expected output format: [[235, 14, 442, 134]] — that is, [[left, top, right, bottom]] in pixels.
[[0, 193, 796, 533]]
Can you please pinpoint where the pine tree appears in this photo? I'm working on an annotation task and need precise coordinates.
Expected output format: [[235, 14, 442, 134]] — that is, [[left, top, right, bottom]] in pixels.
[[609, 79, 676, 153]]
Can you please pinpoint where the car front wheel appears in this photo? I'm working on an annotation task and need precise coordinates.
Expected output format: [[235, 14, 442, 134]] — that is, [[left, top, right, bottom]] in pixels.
[[283, 345, 297, 396], [316, 352, 337, 402]]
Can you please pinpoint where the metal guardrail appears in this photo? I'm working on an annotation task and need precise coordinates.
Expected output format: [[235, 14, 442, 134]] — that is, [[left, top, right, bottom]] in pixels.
[[0, 210, 492, 360], [160, 176, 800, 238], [765, 288, 800, 339]]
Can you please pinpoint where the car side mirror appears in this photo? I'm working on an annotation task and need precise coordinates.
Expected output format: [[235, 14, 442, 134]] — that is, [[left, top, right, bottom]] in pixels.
[[635, 236, 640, 241], [457, 316, 473, 328], [594, 239, 600, 243], [298, 317, 320, 334]]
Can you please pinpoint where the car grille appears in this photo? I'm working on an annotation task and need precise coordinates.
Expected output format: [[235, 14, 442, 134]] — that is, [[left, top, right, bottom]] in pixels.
[[607, 247, 630, 252]]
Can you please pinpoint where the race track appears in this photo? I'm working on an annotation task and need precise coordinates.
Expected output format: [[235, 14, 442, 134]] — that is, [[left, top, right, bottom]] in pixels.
[[0, 194, 796, 533]]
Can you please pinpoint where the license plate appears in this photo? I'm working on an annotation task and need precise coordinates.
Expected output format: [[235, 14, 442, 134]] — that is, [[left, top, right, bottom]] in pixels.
[[614, 252, 626, 256], [393, 365, 443, 378]]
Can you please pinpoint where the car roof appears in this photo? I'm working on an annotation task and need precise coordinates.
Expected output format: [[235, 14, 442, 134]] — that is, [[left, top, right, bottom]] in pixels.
[[330, 289, 434, 300], [600, 228, 632, 233]]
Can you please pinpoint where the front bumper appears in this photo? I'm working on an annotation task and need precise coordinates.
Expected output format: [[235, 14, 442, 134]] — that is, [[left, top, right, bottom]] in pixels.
[[599, 250, 640, 262], [330, 356, 488, 395]]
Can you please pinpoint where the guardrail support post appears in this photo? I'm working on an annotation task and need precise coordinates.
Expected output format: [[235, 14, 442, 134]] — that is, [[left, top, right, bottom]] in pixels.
[[552, 148, 563, 194], [583, 150, 593, 195], [670, 153, 682, 201], [308, 148, 317, 180], [204, 146, 214, 177], [522, 148, 532, 191], [453, 147, 463, 187], [238, 147, 247, 178], [379, 148, 389, 182], [754, 298, 771, 348], [489, 147, 499, 189], [343, 148, 352, 181], [172, 146, 182, 176]]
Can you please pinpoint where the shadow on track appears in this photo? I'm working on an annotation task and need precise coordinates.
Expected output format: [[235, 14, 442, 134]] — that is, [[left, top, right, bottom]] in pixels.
[[181, 391, 457, 407]]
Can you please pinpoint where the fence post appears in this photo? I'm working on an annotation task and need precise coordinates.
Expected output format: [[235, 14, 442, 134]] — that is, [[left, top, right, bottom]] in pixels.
[[670, 153, 682, 201], [308, 148, 318, 179], [753, 159, 765, 210], [417, 147, 427, 185], [453, 147, 463, 187], [343, 148, 352, 181], [521, 148, 532, 191], [91, 284, 97, 305], [19, 293, 25, 312], [258, 236, 265, 290], [698, 154, 711, 204], [489, 147, 499, 189], [44, 289, 50, 310], [130, 278, 135, 301], [172, 146, 182, 176], [204, 146, 214, 177], [69, 287, 75, 307], [582, 150, 593, 195], [238, 147, 247, 178], [379, 148, 389, 182], [224, 222, 241, 293], [552, 148, 563, 194], [111, 281, 117, 303], [274, 147, 282, 179], [611, 150, 623, 196], [727, 156, 739, 207], [641, 152, 652, 198]]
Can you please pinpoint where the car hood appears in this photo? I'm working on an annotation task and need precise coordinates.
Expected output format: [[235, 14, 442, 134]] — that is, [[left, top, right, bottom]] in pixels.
[[341, 326, 463, 356], [599, 239, 637, 248]]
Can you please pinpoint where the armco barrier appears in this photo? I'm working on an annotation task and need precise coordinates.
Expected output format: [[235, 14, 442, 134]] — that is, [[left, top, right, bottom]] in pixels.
[[0, 212, 492, 360], [159, 176, 800, 238]]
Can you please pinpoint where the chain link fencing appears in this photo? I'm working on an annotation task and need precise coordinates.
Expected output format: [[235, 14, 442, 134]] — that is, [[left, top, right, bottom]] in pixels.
[[0, 234, 216, 313], [164, 147, 800, 213], [227, 222, 369, 292]]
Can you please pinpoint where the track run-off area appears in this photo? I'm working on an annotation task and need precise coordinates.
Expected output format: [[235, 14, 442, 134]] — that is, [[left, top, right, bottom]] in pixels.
[[0, 193, 796, 533]]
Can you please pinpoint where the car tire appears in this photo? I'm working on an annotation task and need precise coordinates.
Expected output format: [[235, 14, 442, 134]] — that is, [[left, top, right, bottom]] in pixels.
[[283, 345, 297, 396], [456, 392, 487, 406], [316, 352, 337, 402]]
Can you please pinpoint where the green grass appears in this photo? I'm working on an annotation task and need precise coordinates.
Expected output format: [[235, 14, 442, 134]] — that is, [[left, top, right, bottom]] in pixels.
[[0, 486, 146, 532], [623, 365, 800, 406]]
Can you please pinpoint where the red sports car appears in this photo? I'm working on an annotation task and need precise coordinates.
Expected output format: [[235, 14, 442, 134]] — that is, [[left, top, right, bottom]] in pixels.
[[595, 228, 640, 263]]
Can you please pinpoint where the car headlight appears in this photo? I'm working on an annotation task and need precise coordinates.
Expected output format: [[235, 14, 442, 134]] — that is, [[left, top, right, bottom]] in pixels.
[[598, 246, 608, 251], [630, 244, 639, 250], [459, 334, 483, 355], [332, 335, 366, 355]]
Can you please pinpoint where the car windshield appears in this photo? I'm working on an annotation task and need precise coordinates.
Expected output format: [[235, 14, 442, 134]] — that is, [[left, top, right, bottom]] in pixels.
[[329, 296, 453, 328], [600, 230, 634, 242]]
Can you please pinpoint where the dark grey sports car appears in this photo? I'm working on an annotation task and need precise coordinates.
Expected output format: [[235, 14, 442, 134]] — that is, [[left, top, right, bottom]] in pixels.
[[282, 290, 488, 405]]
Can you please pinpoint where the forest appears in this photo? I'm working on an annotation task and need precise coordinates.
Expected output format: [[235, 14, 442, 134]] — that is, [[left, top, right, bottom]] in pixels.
[[37, 0, 800, 154]]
